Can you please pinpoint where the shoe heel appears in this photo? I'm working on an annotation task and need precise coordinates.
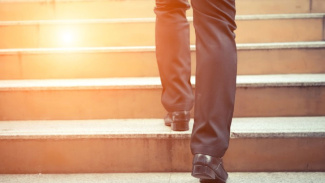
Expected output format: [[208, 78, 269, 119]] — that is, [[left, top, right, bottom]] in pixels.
[[171, 121, 189, 131], [192, 165, 215, 179]]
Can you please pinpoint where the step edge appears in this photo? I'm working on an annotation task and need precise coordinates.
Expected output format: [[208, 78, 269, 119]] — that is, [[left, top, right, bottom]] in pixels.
[[0, 42, 324, 55], [0, 46, 157, 55], [0, 74, 324, 91], [1, 133, 324, 140], [237, 41, 325, 50], [0, 13, 324, 26], [0, 172, 325, 182], [0, 117, 324, 139], [236, 13, 325, 20]]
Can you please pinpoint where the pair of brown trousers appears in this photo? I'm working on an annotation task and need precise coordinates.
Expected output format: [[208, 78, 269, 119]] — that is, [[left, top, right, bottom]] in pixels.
[[154, 0, 237, 158]]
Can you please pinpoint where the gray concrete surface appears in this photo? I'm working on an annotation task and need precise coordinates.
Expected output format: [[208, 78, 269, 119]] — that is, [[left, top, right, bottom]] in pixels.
[[0, 172, 324, 183], [0, 74, 324, 91], [0, 117, 324, 139]]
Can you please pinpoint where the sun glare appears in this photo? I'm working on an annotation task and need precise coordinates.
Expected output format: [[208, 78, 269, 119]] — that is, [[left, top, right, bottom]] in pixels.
[[61, 30, 74, 44], [58, 27, 78, 47]]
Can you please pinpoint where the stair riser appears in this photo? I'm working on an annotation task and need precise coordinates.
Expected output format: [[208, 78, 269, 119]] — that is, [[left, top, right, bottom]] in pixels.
[[0, 0, 320, 21], [0, 48, 324, 79], [0, 86, 324, 120], [313, 0, 325, 13], [0, 137, 324, 173], [0, 18, 323, 49]]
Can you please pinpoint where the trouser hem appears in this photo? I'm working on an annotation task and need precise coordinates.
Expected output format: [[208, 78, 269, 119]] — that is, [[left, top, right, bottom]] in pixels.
[[191, 144, 228, 158], [163, 102, 194, 113]]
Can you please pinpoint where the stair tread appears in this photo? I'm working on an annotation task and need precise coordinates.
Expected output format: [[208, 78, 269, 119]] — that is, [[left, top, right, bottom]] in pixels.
[[0, 41, 324, 54], [0, 117, 324, 139], [0, 172, 324, 183], [0, 74, 324, 90], [0, 13, 324, 25], [1, 14, 323, 47]]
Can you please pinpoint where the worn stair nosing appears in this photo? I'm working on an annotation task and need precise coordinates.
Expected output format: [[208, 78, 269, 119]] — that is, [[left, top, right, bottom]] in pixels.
[[0, 172, 325, 183], [235, 13, 325, 20], [0, 13, 324, 26], [0, 74, 324, 91], [0, 42, 324, 55], [0, 117, 324, 139]]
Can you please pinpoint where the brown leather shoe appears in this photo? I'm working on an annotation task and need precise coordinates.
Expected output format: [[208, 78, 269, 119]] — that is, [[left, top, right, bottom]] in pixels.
[[192, 154, 228, 183], [164, 111, 190, 131]]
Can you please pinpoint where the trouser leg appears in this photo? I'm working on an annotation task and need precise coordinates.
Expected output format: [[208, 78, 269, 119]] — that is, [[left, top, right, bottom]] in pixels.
[[154, 0, 194, 112], [190, 0, 237, 158]]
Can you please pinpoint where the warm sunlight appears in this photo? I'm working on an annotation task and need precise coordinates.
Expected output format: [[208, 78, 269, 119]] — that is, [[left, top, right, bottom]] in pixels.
[[62, 30, 73, 44], [58, 27, 77, 46]]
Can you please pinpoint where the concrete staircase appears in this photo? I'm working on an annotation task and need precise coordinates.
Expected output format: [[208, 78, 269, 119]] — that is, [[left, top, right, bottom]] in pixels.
[[0, 0, 325, 180]]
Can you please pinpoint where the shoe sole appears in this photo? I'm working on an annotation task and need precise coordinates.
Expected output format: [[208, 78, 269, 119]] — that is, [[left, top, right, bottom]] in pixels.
[[200, 179, 224, 183], [192, 165, 226, 183], [164, 122, 171, 127], [171, 121, 189, 131]]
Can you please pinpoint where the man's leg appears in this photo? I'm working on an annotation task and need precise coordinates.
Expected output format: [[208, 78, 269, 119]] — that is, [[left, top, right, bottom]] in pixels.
[[154, 0, 194, 114], [190, 0, 237, 182]]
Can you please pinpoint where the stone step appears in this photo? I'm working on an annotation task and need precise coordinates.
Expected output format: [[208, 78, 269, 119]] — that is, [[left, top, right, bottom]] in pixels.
[[0, 117, 324, 173], [0, 74, 324, 120], [0, 14, 324, 48], [1, 0, 324, 21], [0, 172, 325, 183], [0, 42, 324, 79]]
